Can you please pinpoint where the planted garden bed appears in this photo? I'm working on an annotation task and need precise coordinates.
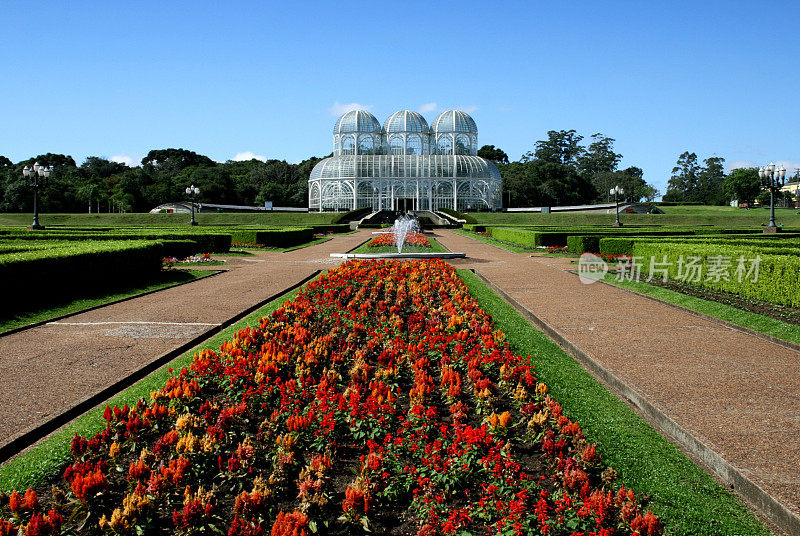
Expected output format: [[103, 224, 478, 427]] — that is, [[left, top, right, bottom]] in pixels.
[[0, 259, 663, 535]]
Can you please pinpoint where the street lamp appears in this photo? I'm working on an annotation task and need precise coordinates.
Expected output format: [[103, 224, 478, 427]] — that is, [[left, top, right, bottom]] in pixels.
[[610, 185, 624, 227], [185, 184, 200, 226], [758, 162, 786, 232], [22, 162, 53, 230]]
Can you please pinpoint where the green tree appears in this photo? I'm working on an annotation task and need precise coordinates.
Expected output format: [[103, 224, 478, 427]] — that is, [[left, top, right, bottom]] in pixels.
[[522, 130, 585, 167], [477, 145, 509, 164], [696, 156, 726, 205], [664, 151, 700, 202], [723, 168, 760, 205]]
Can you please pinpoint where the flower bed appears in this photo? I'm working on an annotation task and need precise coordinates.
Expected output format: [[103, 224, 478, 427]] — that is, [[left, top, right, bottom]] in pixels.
[[367, 232, 431, 248], [0, 260, 662, 535], [163, 253, 223, 267]]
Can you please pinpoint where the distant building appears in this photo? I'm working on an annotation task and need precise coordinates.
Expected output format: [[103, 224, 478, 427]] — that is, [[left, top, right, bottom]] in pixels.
[[309, 110, 502, 212]]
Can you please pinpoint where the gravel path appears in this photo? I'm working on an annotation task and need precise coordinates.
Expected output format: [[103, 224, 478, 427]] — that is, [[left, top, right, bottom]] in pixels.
[[0, 231, 370, 451], [435, 230, 800, 524]]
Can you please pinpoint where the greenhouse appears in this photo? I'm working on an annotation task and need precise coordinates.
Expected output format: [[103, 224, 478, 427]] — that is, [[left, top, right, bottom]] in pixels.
[[309, 110, 502, 211]]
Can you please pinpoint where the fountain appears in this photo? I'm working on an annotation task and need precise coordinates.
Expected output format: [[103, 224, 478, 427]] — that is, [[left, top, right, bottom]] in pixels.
[[330, 211, 466, 260], [392, 214, 419, 254]]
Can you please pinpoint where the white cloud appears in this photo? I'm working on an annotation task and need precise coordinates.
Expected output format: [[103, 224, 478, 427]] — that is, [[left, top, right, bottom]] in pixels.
[[233, 151, 267, 162], [726, 160, 757, 171], [727, 159, 800, 175], [328, 101, 374, 116], [418, 102, 437, 113], [110, 155, 135, 167], [458, 105, 479, 113]]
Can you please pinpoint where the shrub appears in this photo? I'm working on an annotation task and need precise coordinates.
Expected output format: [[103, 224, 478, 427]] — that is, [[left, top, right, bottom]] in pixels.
[[230, 228, 314, 247], [567, 235, 601, 254]]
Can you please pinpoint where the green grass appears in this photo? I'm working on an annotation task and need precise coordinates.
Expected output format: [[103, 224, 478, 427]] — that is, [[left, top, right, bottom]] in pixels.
[[0, 282, 308, 493], [0, 212, 339, 228], [0, 269, 214, 335], [469, 205, 800, 228], [451, 228, 535, 253], [600, 272, 800, 346], [456, 269, 770, 536], [351, 236, 448, 254]]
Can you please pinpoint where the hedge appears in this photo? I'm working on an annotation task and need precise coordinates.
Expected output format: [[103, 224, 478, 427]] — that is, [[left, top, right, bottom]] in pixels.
[[332, 206, 372, 224], [486, 227, 543, 248], [229, 227, 314, 247], [0, 230, 231, 253], [438, 207, 478, 224], [567, 235, 601, 254], [625, 241, 800, 307], [0, 240, 165, 313]]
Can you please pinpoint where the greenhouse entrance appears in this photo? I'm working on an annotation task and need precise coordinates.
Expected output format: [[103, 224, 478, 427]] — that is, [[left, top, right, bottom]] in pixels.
[[396, 198, 417, 212]]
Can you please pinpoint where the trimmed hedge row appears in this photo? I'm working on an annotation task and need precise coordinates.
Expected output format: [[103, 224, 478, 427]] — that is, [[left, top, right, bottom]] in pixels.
[[0, 240, 166, 313], [438, 208, 478, 224], [566, 235, 601, 254], [229, 227, 314, 247], [0, 230, 232, 253], [621, 240, 800, 307]]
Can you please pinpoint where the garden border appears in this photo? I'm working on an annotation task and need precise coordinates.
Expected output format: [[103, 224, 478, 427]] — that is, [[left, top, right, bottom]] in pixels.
[[0, 270, 225, 339], [0, 269, 321, 465], [471, 268, 800, 536]]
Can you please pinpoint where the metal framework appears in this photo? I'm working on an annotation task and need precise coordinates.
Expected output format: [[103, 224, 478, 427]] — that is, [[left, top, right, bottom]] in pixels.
[[310, 109, 502, 211]]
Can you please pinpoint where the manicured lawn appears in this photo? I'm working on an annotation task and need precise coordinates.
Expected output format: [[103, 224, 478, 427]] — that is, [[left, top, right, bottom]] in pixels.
[[451, 228, 536, 253], [457, 269, 770, 536], [600, 272, 800, 346], [0, 282, 307, 492], [468, 205, 800, 228], [0, 269, 214, 335], [0, 212, 339, 227]]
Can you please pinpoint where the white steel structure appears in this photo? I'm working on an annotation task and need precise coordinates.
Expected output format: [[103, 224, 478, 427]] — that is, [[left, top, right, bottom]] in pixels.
[[309, 109, 502, 212]]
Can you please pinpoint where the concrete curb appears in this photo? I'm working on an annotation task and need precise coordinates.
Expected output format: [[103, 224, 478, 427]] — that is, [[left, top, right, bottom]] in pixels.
[[0, 270, 320, 464], [471, 268, 800, 536]]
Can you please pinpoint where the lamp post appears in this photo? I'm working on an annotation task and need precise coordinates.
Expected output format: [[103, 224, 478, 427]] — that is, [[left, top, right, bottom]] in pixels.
[[185, 184, 200, 226], [758, 162, 785, 232], [22, 162, 53, 230], [610, 185, 624, 227]]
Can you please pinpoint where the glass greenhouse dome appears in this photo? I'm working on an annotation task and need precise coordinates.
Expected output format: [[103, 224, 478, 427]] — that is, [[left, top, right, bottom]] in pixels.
[[310, 109, 502, 211]]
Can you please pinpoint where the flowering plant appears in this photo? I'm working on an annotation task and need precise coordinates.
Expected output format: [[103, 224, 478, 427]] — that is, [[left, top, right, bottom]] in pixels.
[[0, 259, 662, 536]]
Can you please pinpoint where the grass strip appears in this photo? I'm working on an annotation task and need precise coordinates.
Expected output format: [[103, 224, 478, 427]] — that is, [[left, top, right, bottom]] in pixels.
[[0, 281, 309, 492], [456, 269, 770, 536], [351, 236, 448, 254], [0, 270, 213, 335], [600, 273, 800, 347], [451, 228, 535, 253], [231, 235, 334, 252]]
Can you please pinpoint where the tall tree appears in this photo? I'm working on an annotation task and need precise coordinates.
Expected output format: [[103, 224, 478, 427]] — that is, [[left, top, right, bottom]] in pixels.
[[664, 151, 700, 202], [522, 130, 585, 167], [723, 167, 760, 205], [577, 133, 622, 177], [477, 145, 509, 164], [696, 156, 726, 205]]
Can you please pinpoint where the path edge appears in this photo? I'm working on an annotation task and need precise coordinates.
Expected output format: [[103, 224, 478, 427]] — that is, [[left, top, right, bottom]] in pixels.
[[471, 268, 800, 536], [0, 269, 226, 339], [0, 270, 320, 465]]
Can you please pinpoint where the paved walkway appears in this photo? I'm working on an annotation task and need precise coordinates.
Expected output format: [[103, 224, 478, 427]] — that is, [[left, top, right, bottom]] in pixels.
[[0, 231, 370, 450], [435, 229, 800, 527]]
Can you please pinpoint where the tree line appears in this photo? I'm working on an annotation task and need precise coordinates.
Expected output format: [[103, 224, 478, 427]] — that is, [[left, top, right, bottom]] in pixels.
[[0, 138, 781, 213], [0, 150, 323, 213], [478, 130, 660, 207]]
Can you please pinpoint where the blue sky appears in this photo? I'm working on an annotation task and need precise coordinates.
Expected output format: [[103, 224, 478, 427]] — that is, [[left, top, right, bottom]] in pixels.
[[2, 0, 798, 195]]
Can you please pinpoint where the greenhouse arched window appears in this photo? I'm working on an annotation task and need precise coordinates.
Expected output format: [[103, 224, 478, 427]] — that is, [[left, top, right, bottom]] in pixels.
[[437, 136, 452, 155], [359, 136, 374, 155], [390, 136, 404, 155], [455, 135, 471, 155], [407, 135, 422, 155], [341, 136, 355, 155]]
